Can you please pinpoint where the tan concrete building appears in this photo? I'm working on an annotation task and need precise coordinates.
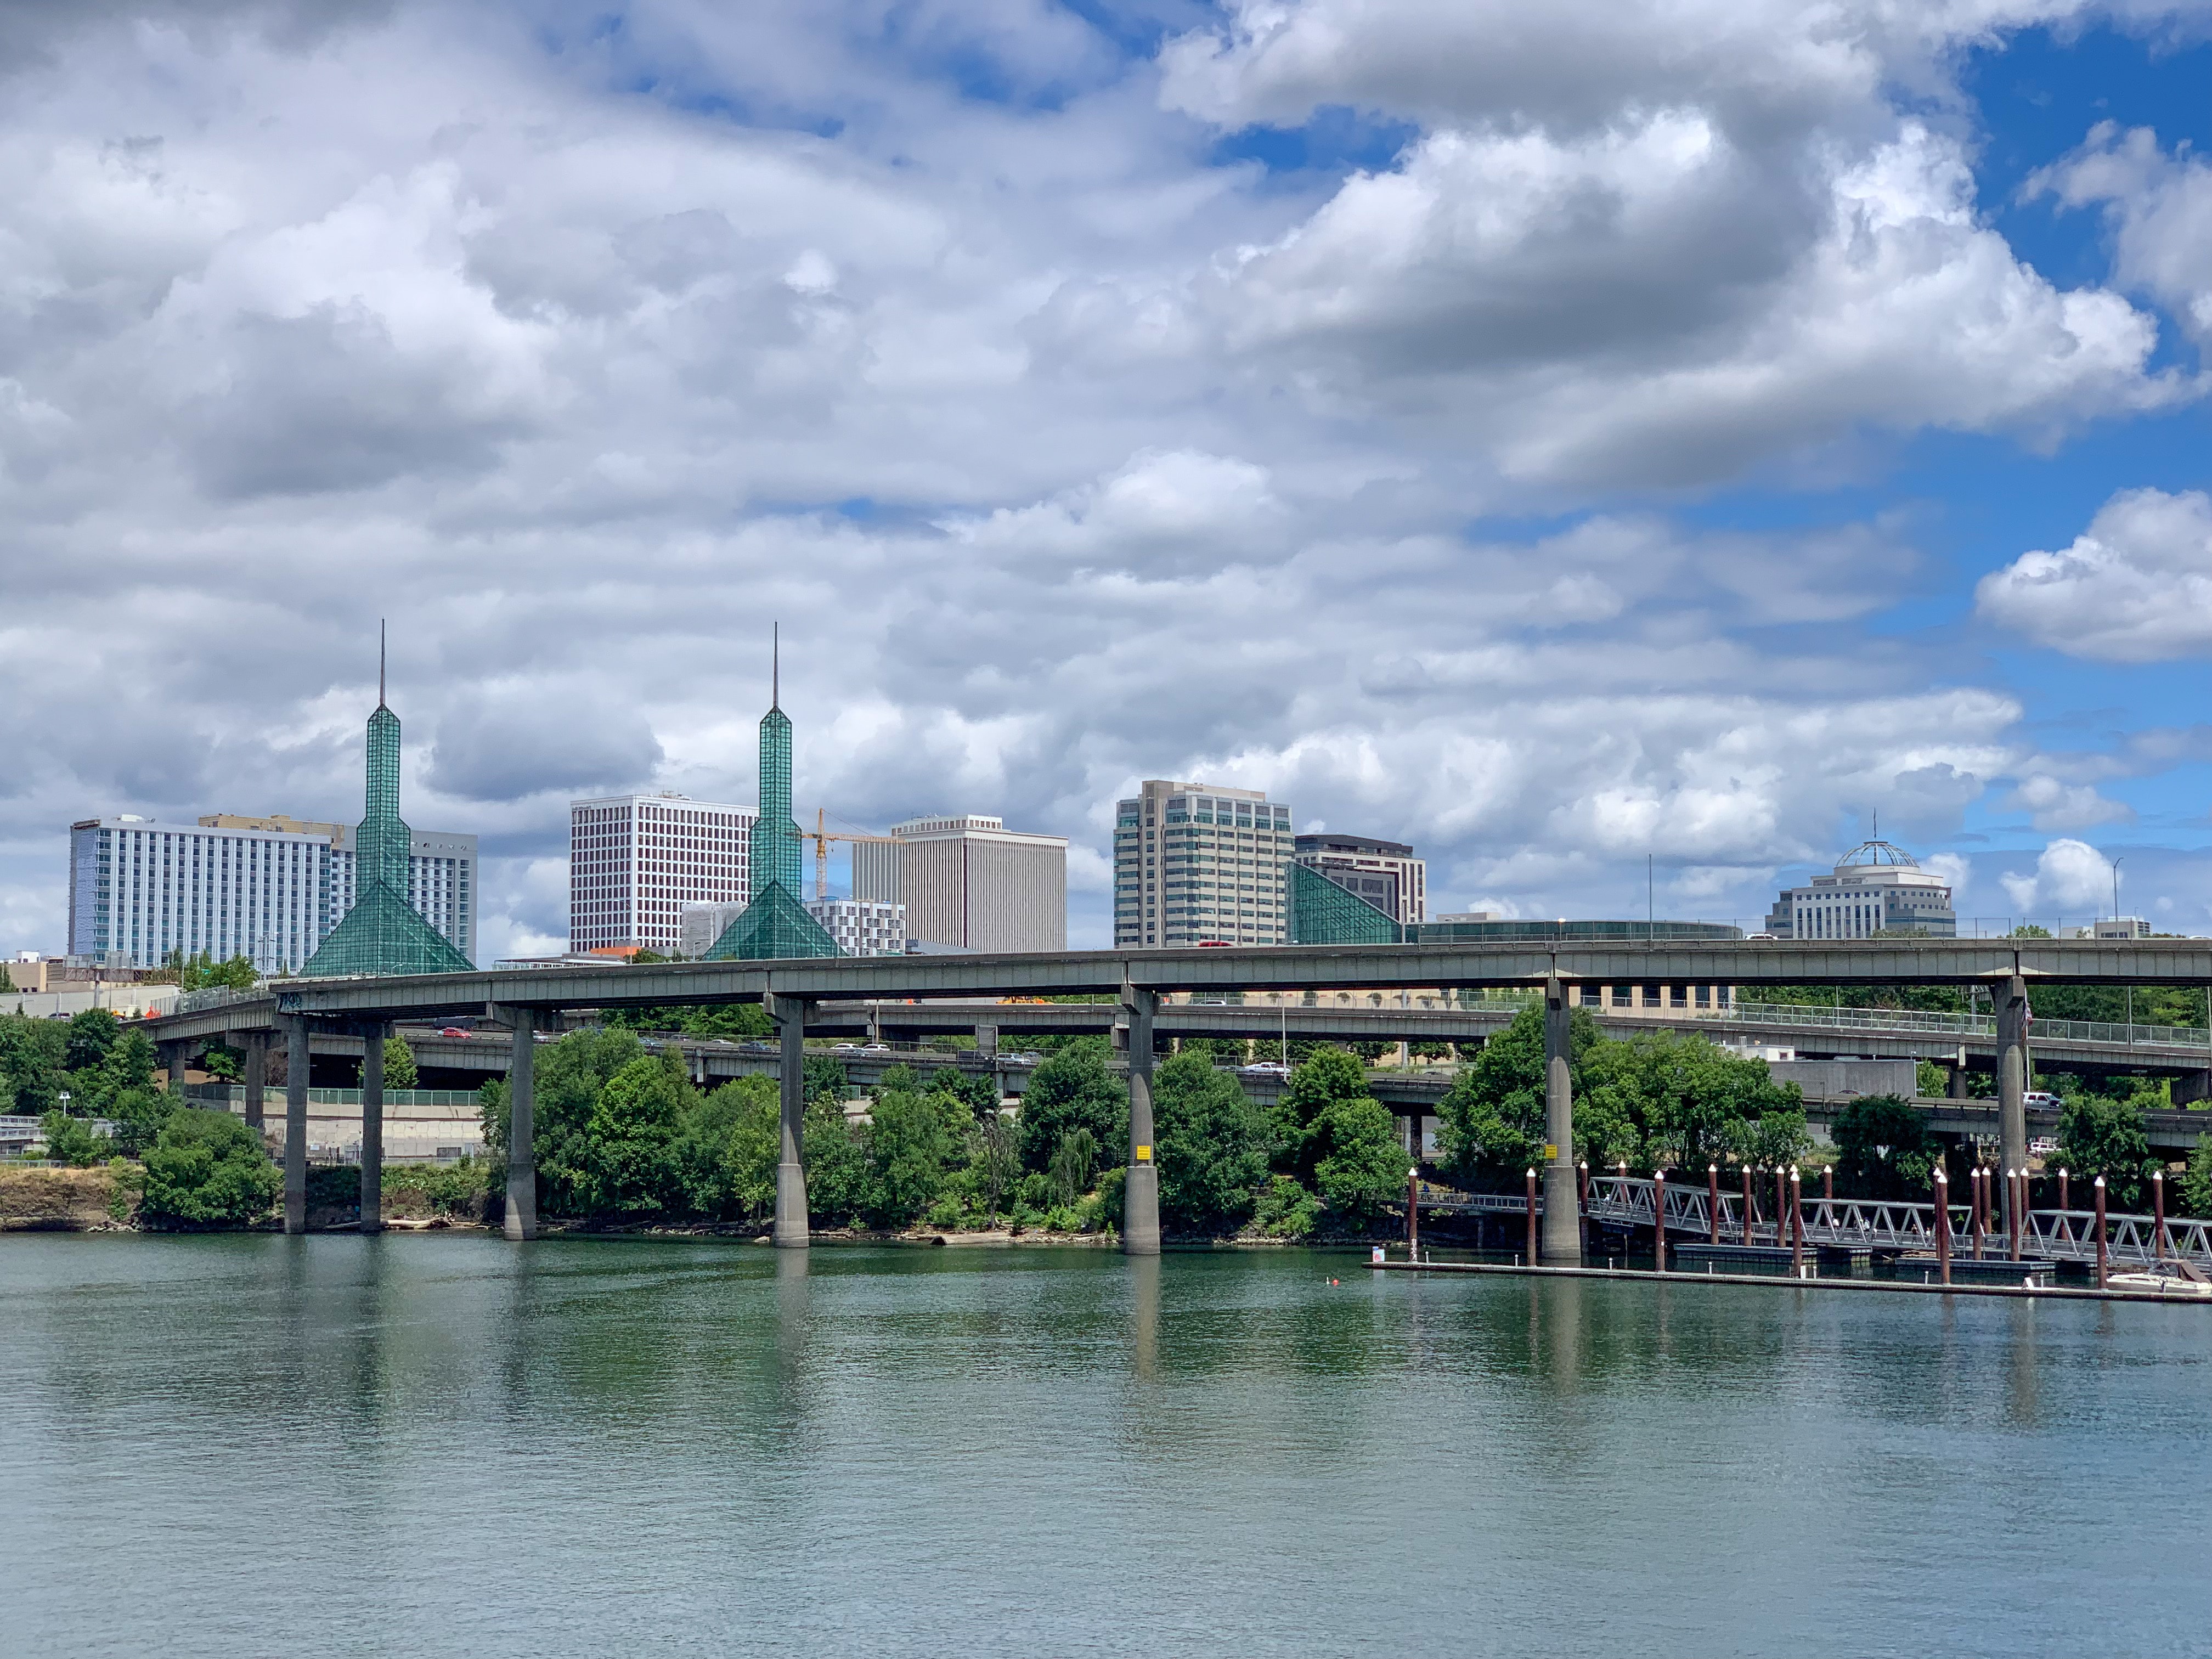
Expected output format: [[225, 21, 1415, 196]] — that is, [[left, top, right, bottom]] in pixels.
[[853, 815, 1066, 953], [1115, 781, 1294, 949]]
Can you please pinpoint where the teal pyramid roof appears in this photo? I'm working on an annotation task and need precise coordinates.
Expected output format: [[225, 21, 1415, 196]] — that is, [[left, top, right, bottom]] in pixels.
[[704, 879, 843, 961], [301, 883, 476, 977]]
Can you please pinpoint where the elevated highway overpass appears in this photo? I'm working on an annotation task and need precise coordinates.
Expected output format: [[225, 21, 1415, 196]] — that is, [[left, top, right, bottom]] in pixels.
[[134, 937, 2212, 1254]]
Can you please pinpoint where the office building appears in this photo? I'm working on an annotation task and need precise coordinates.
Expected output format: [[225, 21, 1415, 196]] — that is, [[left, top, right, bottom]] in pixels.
[[850, 815, 1067, 952], [1113, 782, 1293, 949], [67, 812, 478, 974], [1762, 839, 1956, 939], [699, 654, 842, 962], [680, 901, 747, 960], [571, 794, 755, 955], [1293, 833, 1426, 925], [804, 897, 906, 957]]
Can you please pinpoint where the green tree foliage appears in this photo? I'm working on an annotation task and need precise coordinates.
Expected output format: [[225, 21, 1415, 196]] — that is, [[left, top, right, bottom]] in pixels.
[[1153, 1051, 1271, 1235], [0, 962, 12, 992], [139, 1109, 280, 1227], [39, 1109, 105, 1166], [2056, 1091, 2157, 1211], [602, 1002, 774, 1040], [675, 1075, 781, 1220], [0, 1014, 67, 1114], [144, 950, 258, 990], [1017, 1038, 1127, 1174], [1312, 1096, 1412, 1223], [382, 1036, 419, 1088], [1272, 1045, 1375, 1181], [64, 1008, 122, 1070], [804, 1054, 850, 1106], [1830, 1094, 1939, 1198], [1435, 1008, 1596, 1183], [1047, 1127, 1100, 1207], [976, 1108, 1020, 1225], [105, 1086, 176, 1158], [567, 1053, 690, 1216], [866, 1074, 967, 1228], [1250, 1173, 1319, 1238], [2181, 1136, 2212, 1220], [802, 1098, 874, 1228]]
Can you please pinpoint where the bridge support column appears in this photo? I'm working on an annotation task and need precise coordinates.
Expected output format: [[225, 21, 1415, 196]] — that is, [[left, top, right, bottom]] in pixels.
[[159, 1041, 190, 1093], [1120, 979, 1160, 1256], [771, 994, 813, 1248], [1948, 1054, 1969, 1099], [1996, 975, 2029, 1237], [489, 1004, 538, 1240], [1541, 977, 1581, 1264], [359, 1022, 388, 1235], [282, 1017, 309, 1234], [241, 1034, 268, 1134]]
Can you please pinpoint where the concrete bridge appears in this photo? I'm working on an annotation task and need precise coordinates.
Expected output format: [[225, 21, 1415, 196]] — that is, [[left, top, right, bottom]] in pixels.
[[134, 937, 2212, 1258]]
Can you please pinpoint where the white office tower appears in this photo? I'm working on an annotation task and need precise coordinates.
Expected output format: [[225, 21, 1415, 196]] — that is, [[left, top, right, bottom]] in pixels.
[[850, 815, 1068, 953], [67, 812, 478, 973], [805, 897, 907, 956], [571, 794, 756, 954], [1113, 782, 1294, 949]]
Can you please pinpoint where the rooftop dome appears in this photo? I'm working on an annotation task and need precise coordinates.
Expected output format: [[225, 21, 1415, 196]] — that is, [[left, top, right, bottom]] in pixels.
[[1835, 838, 1920, 871]]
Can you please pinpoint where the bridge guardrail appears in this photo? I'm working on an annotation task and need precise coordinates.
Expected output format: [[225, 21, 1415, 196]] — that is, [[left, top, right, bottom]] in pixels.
[[1712, 1002, 2211, 1052]]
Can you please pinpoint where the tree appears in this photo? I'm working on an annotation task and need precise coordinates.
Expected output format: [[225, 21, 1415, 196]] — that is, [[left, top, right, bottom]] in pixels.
[[2056, 1091, 2156, 1210], [0, 1014, 67, 1114], [1313, 1096, 1412, 1224], [106, 1088, 176, 1158], [139, 1109, 280, 1227], [1153, 1051, 1269, 1235], [567, 1053, 690, 1215], [2181, 1135, 2212, 1220], [804, 1054, 850, 1107], [1047, 1127, 1099, 1207], [0, 962, 12, 992], [1830, 1094, 1938, 1198], [40, 1109, 105, 1166], [1273, 1045, 1374, 1182], [676, 1075, 780, 1220], [802, 1098, 876, 1229], [867, 1078, 961, 1227], [382, 1036, 419, 1088], [1435, 1008, 1597, 1184], [64, 1008, 121, 1071], [1017, 1038, 1127, 1174], [976, 1108, 1020, 1226]]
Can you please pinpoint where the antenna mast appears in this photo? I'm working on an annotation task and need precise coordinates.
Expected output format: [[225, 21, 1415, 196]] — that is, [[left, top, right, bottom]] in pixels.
[[772, 621, 779, 709], [379, 620, 387, 707]]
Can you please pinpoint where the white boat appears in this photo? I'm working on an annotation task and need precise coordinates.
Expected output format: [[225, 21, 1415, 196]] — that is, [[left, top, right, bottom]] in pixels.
[[2106, 1270, 2212, 1296]]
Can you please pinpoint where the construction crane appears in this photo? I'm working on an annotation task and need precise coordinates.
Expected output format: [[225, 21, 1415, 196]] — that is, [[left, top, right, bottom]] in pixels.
[[806, 808, 898, 901]]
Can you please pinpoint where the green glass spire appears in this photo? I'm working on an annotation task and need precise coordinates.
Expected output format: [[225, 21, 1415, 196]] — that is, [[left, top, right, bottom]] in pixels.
[[751, 625, 804, 902], [712, 628, 841, 962], [301, 632, 472, 978]]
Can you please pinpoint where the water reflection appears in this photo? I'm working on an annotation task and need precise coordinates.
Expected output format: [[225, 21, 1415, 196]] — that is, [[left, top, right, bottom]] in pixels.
[[1130, 1253, 1159, 1380]]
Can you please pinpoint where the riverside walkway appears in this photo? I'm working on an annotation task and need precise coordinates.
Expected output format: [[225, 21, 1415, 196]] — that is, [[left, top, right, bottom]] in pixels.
[[1418, 1174, 2212, 1273]]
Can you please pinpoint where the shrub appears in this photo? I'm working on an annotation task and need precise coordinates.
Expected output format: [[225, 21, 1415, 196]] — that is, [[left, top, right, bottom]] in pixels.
[[1251, 1175, 1319, 1239], [140, 1109, 280, 1227]]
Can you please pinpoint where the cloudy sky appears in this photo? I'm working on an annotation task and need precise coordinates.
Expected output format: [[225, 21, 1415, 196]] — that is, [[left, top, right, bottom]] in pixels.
[[3, 0, 2210, 958]]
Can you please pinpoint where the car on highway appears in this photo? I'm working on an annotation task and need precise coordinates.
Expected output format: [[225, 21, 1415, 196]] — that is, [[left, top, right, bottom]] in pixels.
[[2029, 1136, 2059, 1155], [1237, 1061, 1292, 1077], [2024, 1090, 2061, 1109], [437, 1026, 470, 1039]]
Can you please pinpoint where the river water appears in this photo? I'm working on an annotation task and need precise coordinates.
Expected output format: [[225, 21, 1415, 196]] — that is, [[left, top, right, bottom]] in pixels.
[[3, 1235, 2207, 1656]]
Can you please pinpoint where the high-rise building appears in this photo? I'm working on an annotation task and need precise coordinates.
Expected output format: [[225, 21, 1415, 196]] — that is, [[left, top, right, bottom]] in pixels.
[[850, 815, 1066, 952], [1292, 833, 1426, 925], [571, 795, 755, 954], [67, 812, 477, 974], [1113, 782, 1293, 949], [1762, 840, 1957, 939], [804, 896, 906, 957]]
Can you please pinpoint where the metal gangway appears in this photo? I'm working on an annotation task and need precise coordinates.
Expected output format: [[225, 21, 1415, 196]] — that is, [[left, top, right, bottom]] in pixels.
[[1577, 1173, 2212, 1272]]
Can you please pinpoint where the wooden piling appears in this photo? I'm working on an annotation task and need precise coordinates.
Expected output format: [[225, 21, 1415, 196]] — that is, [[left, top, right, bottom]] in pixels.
[[2154, 1170, 2168, 1261], [1934, 1166, 1951, 1286], [1971, 1165, 1985, 1261], [2094, 1176, 2108, 1289], [1707, 1164, 1720, 1246], [1741, 1166, 1756, 1245], [1653, 1170, 1666, 1272], [1790, 1166, 1804, 1276], [1525, 1167, 1538, 1266]]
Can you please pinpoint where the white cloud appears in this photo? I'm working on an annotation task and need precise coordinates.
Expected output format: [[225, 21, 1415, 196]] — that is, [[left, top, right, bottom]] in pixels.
[[2030, 122, 2212, 341], [2004, 774, 2132, 832], [1976, 488, 2212, 660], [0, 0, 2200, 957], [1999, 837, 2115, 917]]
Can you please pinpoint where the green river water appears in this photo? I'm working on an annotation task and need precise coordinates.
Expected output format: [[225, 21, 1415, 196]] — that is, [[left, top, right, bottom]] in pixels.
[[3, 1234, 2207, 1656]]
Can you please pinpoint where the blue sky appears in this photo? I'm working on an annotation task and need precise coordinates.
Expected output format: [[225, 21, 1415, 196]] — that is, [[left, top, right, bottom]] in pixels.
[[0, 0, 2209, 957]]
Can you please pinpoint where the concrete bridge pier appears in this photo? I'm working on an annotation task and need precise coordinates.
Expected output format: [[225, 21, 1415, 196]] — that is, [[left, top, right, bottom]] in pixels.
[[281, 1017, 310, 1234], [769, 994, 813, 1248], [1541, 976, 1581, 1264], [1949, 1051, 1970, 1099], [159, 1041, 191, 1093], [488, 1004, 538, 1240], [359, 1022, 389, 1234], [241, 1034, 268, 1133], [1120, 980, 1161, 1256], [1996, 975, 2029, 1234]]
